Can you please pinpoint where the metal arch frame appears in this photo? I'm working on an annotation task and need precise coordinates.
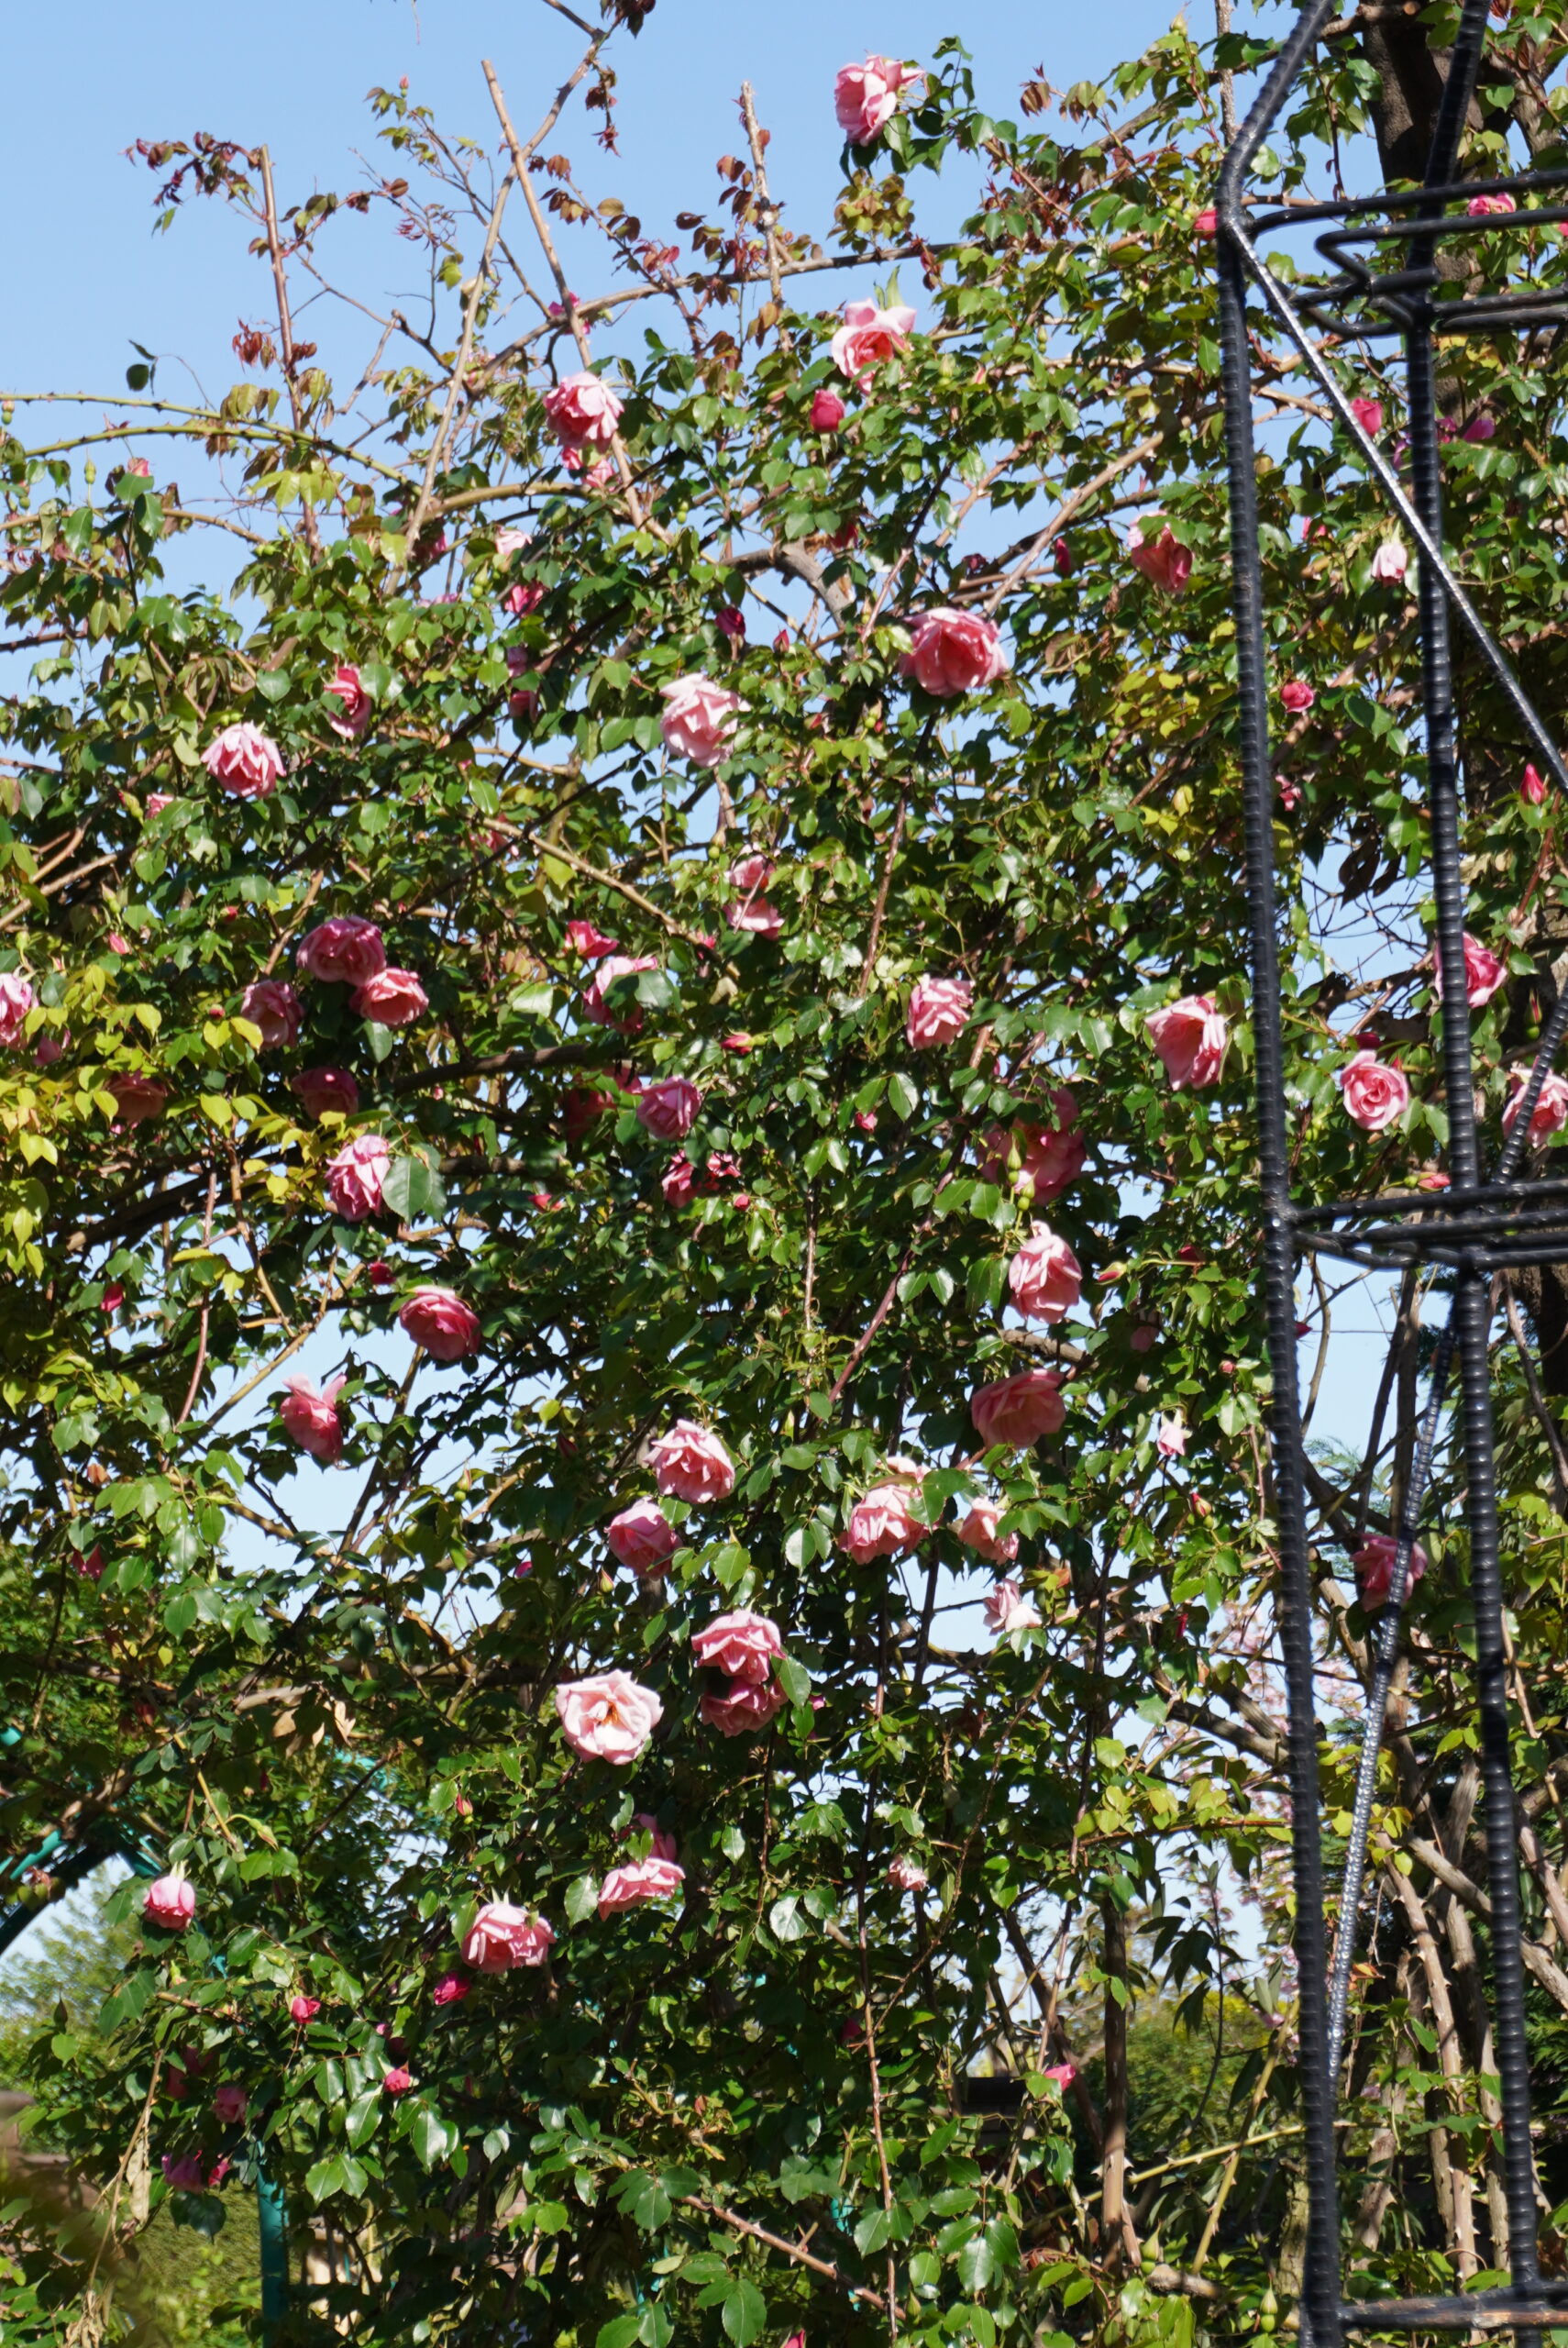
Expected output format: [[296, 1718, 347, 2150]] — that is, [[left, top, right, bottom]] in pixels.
[[1219, 3, 1568, 2342]]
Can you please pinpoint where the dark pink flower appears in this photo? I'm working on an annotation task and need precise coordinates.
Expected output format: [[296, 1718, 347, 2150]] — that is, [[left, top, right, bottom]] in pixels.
[[900, 610, 1007, 697], [324, 664, 372, 738], [1127, 520, 1191, 595], [1354, 1534, 1427, 1605], [811, 386, 846, 432], [298, 915, 386, 986]]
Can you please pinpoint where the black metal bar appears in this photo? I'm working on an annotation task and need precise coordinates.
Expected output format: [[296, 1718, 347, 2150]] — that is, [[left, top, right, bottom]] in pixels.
[[1341, 2294, 1568, 2335]]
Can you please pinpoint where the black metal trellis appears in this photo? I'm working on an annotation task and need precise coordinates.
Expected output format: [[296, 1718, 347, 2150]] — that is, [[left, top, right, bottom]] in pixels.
[[1220, 4, 1568, 2341]]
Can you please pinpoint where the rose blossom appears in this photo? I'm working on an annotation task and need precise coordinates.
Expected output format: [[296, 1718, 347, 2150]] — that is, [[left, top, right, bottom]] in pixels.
[[203, 722, 284, 798], [582, 954, 659, 1031], [291, 1067, 360, 1120], [353, 968, 428, 1026], [1007, 1223, 1083, 1324], [0, 973, 36, 1046], [1523, 763, 1548, 807], [298, 915, 387, 986], [811, 386, 846, 432], [1336, 1051, 1410, 1134], [1156, 1412, 1187, 1459], [725, 892, 783, 938], [1369, 537, 1408, 585], [831, 298, 917, 382], [1146, 995, 1230, 1090], [77, 1545, 105, 1580], [1350, 396, 1384, 437], [661, 1155, 695, 1206], [658, 675, 745, 769], [628, 1814, 679, 1864], [900, 608, 1008, 698], [324, 663, 372, 738], [955, 1498, 1019, 1565], [635, 1078, 702, 1141], [543, 371, 624, 449], [984, 1578, 1042, 1636], [606, 1498, 679, 1577], [143, 1875, 195, 1931], [567, 919, 618, 958], [461, 1899, 555, 1971], [556, 1671, 664, 1764], [238, 980, 302, 1048], [162, 2154, 207, 2192], [907, 975, 973, 1048], [700, 1678, 790, 1736], [649, 1420, 735, 1502], [382, 2066, 414, 2096], [1468, 190, 1517, 216], [971, 1367, 1066, 1446], [325, 1134, 392, 1222], [598, 1857, 686, 1915], [844, 1480, 924, 1562], [111, 1076, 167, 1125], [834, 54, 916, 143], [289, 1994, 320, 2022], [1279, 678, 1316, 714], [280, 1374, 348, 1465], [399, 1286, 481, 1361], [1126, 520, 1191, 595], [432, 1971, 470, 2006], [214, 2084, 248, 2125], [691, 1608, 782, 1685], [1353, 1533, 1428, 1606], [1434, 931, 1507, 1010], [1504, 1066, 1568, 1147], [978, 1091, 1085, 1199], [888, 1855, 928, 1892]]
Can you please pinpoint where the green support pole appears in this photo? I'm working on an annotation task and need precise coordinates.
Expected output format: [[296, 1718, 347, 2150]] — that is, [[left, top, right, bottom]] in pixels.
[[257, 2167, 290, 2342]]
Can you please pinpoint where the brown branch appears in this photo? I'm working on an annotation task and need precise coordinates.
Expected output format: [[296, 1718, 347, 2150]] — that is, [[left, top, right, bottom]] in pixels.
[[676, 2197, 882, 2308], [256, 146, 321, 556]]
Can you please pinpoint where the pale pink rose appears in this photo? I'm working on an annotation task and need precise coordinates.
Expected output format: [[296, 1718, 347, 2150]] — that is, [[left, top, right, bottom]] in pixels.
[[238, 980, 302, 1048], [1350, 396, 1384, 437], [661, 1154, 695, 1206], [399, 1286, 481, 1360], [432, 1972, 469, 2006], [888, 1855, 927, 1892], [906, 974, 973, 1048], [1146, 995, 1230, 1090], [324, 663, 373, 738], [353, 968, 428, 1025], [977, 1091, 1085, 1199], [1126, 521, 1192, 596], [556, 1671, 664, 1764], [659, 675, 745, 768], [955, 1498, 1018, 1565], [971, 1368, 1066, 1446], [1468, 190, 1517, 216], [203, 721, 284, 798], [1522, 763, 1548, 807], [1369, 537, 1408, 584], [606, 1498, 679, 1577], [700, 1678, 790, 1737], [143, 1875, 195, 1931], [289, 1994, 320, 2022], [831, 298, 917, 382], [725, 895, 783, 937], [983, 1578, 1041, 1636], [567, 919, 618, 958], [649, 1419, 735, 1502], [844, 1480, 924, 1563], [729, 854, 776, 893], [1336, 1051, 1410, 1134], [493, 526, 531, 563], [1434, 931, 1506, 1010], [811, 386, 846, 432], [214, 2084, 248, 2125], [291, 1067, 360, 1120], [900, 609, 1008, 697], [111, 1075, 167, 1126], [1156, 1412, 1187, 1458], [627, 1814, 679, 1864], [280, 1374, 348, 1464], [461, 1899, 556, 1972], [597, 1857, 685, 1915], [298, 915, 387, 986], [1007, 1222, 1083, 1324], [0, 972, 36, 1046], [543, 371, 624, 449], [1353, 1533, 1428, 1606], [635, 1078, 702, 1141], [123, 457, 153, 480], [834, 54, 917, 143], [582, 953, 659, 1031], [325, 1134, 392, 1222], [691, 1608, 782, 1685], [1504, 1066, 1568, 1147]]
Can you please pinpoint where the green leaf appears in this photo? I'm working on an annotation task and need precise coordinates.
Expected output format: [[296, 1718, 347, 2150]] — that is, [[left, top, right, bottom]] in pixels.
[[597, 2319, 643, 2348], [855, 2208, 891, 2254], [767, 1894, 806, 1943], [957, 2234, 995, 2292], [381, 1156, 447, 1221], [345, 2088, 381, 2150], [305, 2156, 347, 2203], [409, 2102, 458, 2171], [254, 670, 293, 704], [776, 1655, 811, 1708], [722, 2279, 767, 2346], [887, 1071, 919, 1121], [565, 1874, 600, 1925]]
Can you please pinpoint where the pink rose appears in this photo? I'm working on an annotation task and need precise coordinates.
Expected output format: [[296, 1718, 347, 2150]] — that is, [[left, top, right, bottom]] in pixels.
[[811, 386, 846, 432], [1145, 995, 1230, 1090], [831, 298, 917, 382], [0, 972, 36, 1046], [955, 1498, 1018, 1565], [1468, 190, 1516, 216], [505, 580, 544, 616], [834, 54, 916, 143], [635, 1078, 702, 1141], [1434, 931, 1506, 1010], [1007, 1222, 1083, 1324], [1042, 2062, 1077, 2088], [1353, 1534, 1428, 1606], [280, 1374, 348, 1465], [214, 2085, 248, 2125], [399, 1286, 481, 1361], [978, 1091, 1085, 1200], [699, 1678, 790, 1737], [844, 1480, 924, 1563], [729, 853, 776, 892], [162, 2154, 207, 2192], [203, 721, 284, 798], [1523, 763, 1549, 806], [353, 968, 428, 1026], [111, 1075, 168, 1126], [888, 1855, 928, 1892], [649, 1419, 735, 1502], [567, 919, 618, 959], [984, 1578, 1041, 1636], [726, 894, 783, 936], [461, 1899, 555, 1971], [1156, 1412, 1187, 1459], [1369, 537, 1408, 584], [1350, 396, 1384, 437], [598, 1857, 686, 1915], [143, 1875, 195, 1932], [659, 675, 745, 769], [1504, 1066, 1568, 1147], [543, 371, 624, 449], [606, 1498, 679, 1577], [1194, 207, 1218, 238], [238, 980, 303, 1048], [1336, 1050, 1410, 1134], [900, 609, 1008, 698], [146, 792, 174, 817], [970, 1368, 1066, 1447], [1126, 520, 1192, 596], [906, 975, 973, 1048], [691, 1608, 782, 1685], [34, 1031, 64, 1065], [382, 2066, 414, 2096], [78, 1545, 105, 1580], [324, 663, 372, 738], [556, 1671, 664, 1764], [291, 1067, 360, 1120], [661, 1154, 695, 1206], [432, 1971, 470, 2005], [289, 1994, 320, 2022], [325, 1134, 392, 1222], [582, 953, 659, 1031], [627, 1814, 679, 1863], [298, 915, 387, 986], [1279, 678, 1315, 714]]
